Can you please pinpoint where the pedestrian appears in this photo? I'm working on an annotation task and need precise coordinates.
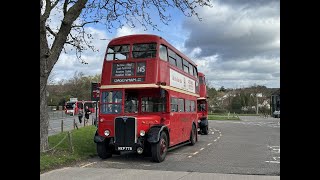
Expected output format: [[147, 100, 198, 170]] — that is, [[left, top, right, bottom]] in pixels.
[[78, 109, 83, 124], [84, 106, 91, 124]]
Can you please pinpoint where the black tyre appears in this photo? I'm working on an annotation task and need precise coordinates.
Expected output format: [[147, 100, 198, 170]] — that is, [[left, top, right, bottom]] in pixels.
[[202, 125, 209, 135], [143, 141, 152, 157], [151, 132, 168, 162], [97, 141, 112, 159], [190, 124, 196, 145]]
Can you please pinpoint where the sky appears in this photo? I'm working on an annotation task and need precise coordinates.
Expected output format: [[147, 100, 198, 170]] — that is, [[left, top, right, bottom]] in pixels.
[[47, 0, 280, 89]]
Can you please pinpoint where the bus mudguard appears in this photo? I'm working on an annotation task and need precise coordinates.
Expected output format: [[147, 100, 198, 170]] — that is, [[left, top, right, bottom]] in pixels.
[[94, 130, 105, 143], [147, 125, 169, 144]]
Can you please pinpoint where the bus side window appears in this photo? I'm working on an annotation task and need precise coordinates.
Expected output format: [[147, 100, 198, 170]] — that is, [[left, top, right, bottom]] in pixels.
[[178, 98, 184, 112], [170, 97, 178, 112]]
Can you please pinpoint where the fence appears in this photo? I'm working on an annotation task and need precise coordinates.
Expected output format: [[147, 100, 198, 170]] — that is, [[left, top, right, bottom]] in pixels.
[[48, 110, 97, 136]]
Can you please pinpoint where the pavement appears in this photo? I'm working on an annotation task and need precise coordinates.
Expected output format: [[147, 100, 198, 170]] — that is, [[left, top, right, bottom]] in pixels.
[[40, 167, 279, 180]]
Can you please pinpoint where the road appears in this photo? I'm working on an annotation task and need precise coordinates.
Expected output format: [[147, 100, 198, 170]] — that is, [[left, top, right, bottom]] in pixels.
[[41, 115, 280, 179], [48, 111, 97, 136]]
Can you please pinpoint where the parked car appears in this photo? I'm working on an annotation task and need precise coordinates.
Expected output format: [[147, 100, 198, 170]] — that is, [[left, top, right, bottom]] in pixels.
[[273, 110, 280, 118]]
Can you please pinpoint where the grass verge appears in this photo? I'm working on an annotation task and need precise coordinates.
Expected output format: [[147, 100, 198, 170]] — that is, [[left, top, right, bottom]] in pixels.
[[40, 125, 97, 173], [208, 115, 240, 120]]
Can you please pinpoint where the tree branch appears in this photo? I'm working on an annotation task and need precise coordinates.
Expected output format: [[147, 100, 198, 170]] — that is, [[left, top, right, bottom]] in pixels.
[[46, 26, 57, 37], [51, 0, 60, 9], [71, 20, 98, 28], [41, 0, 60, 22], [63, 0, 69, 15], [48, 0, 88, 71]]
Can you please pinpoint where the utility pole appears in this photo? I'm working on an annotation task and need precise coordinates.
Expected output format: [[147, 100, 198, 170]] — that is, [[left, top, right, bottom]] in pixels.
[[256, 95, 259, 114]]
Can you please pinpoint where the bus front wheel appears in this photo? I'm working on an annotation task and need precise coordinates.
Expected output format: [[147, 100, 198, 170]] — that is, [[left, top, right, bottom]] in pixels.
[[97, 141, 112, 159], [151, 132, 168, 162]]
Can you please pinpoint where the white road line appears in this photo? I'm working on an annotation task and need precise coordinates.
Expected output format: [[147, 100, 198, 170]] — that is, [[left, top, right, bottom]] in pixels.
[[142, 164, 151, 166], [200, 148, 204, 151], [188, 156, 192, 158], [207, 143, 212, 146], [193, 151, 199, 155], [217, 137, 220, 139], [170, 153, 194, 155], [214, 139, 217, 142], [265, 161, 280, 163], [80, 162, 97, 168], [211, 132, 214, 134]]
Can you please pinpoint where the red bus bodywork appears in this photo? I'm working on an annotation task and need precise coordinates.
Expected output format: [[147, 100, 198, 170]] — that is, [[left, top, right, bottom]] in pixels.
[[94, 34, 200, 162], [65, 101, 96, 115], [197, 72, 209, 134]]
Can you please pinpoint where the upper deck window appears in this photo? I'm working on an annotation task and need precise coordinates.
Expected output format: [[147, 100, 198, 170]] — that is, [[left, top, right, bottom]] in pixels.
[[168, 49, 177, 66], [189, 63, 194, 76], [176, 55, 183, 70], [183, 59, 189, 74], [133, 43, 157, 59], [159, 45, 168, 61], [106, 45, 129, 61]]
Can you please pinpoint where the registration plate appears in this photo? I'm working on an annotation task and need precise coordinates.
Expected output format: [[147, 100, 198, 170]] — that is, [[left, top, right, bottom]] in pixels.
[[117, 147, 133, 151]]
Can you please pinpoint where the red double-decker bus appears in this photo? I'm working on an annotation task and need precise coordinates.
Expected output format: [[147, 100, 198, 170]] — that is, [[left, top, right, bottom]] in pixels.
[[94, 34, 200, 162], [197, 72, 209, 135]]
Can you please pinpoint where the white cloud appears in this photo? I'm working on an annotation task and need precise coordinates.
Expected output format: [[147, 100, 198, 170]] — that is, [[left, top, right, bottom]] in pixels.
[[116, 26, 146, 37]]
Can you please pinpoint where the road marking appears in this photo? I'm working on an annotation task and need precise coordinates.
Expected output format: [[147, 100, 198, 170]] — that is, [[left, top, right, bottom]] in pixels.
[[188, 155, 192, 158], [170, 153, 194, 155], [265, 161, 280, 163], [200, 148, 204, 151], [207, 143, 212, 146], [193, 151, 199, 155], [80, 162, 97, 168], [214, 139, 217, 142], [217, 137, 220, 139], [142, 164, 151, 166], [211, 132, 214, 134]]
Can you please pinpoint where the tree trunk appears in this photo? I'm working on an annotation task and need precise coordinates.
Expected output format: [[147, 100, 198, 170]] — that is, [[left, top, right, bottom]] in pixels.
[[40, 0, 88, 152], [40, 73, 49, 152]]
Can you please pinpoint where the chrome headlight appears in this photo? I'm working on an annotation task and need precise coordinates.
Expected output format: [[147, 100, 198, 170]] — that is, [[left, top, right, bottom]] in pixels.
[[104, 130, 110, 136], [140, 130, 145, 136]]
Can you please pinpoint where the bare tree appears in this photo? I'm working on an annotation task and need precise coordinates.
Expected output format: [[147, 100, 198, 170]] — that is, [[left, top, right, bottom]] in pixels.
[[40, 0, 212, 152]]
